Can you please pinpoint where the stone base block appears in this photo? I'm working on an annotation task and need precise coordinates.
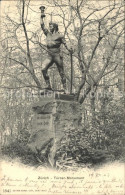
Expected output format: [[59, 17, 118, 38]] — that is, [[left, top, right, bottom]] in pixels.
[[28, 95, 81, 165]]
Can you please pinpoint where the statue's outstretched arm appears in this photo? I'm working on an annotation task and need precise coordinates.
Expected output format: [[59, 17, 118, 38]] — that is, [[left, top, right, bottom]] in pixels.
[[40, 17, 48, 36]]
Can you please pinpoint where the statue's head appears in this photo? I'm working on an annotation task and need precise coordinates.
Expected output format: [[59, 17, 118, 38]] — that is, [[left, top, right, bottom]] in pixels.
[[49, 22, 58, 33]]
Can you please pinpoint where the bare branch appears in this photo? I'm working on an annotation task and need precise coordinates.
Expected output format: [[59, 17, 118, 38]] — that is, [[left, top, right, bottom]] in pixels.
[[102, 64, 119, 77], [21, 0, 41, 89]]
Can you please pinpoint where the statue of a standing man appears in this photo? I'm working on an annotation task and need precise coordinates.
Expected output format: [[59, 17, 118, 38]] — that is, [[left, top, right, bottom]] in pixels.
[[40, 7, 70, 92]]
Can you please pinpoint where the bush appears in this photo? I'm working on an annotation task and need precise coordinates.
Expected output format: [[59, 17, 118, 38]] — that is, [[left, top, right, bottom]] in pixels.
[[1, 129, 39, 166], [1, 139, 39, 165], [56, 98, 125, 167]]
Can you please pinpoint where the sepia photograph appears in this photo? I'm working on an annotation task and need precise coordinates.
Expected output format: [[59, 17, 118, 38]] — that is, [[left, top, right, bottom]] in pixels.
[[0, 0, 124, 194]]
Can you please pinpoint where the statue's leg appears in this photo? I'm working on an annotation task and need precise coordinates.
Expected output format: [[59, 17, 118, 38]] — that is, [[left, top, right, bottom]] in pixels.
[[54, 54, 66, 91], [42, 56, 53, 89]]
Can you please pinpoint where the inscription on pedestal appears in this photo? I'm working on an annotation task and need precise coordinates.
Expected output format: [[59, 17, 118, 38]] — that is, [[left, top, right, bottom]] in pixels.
[[32, 113, 53, 133]]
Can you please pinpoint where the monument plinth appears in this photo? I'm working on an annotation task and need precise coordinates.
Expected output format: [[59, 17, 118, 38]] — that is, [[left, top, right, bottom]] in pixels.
[[28, 93, 82, 167]]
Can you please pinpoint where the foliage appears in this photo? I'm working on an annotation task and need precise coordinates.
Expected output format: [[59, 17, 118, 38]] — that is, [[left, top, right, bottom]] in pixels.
[[1, 129, 39, 166], [1, 97, 124, 169], [56, 97, 125, 168]]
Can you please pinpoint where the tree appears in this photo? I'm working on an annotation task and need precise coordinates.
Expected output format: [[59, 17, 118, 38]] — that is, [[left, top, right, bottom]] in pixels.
[[1, 0, 124, 100]]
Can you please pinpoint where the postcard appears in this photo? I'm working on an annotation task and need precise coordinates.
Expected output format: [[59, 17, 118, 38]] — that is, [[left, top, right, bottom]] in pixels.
[[0, 0, 124, 194]]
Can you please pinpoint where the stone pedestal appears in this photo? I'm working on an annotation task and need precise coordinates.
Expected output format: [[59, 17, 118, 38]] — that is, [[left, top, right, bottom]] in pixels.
[[28, 93, 82, 166]]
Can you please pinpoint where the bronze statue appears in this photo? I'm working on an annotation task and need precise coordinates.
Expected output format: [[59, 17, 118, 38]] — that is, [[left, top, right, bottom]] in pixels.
[[40, 6, 70, 93]]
